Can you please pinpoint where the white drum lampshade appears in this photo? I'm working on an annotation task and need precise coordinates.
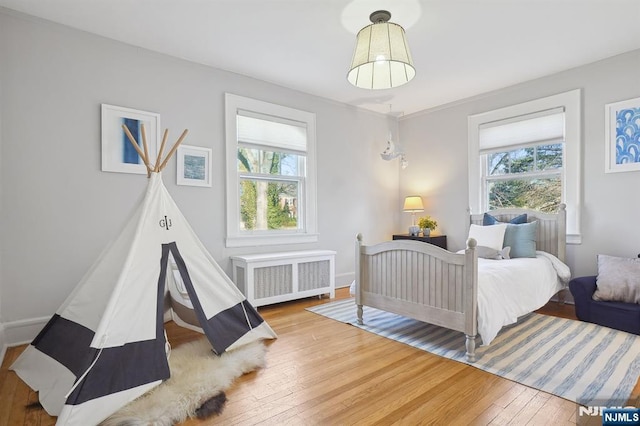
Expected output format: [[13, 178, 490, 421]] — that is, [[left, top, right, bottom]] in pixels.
[[347, 10, 415, 90]]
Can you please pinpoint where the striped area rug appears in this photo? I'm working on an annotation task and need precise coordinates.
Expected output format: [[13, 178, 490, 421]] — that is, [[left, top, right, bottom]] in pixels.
[[307, 298, 640, 407]]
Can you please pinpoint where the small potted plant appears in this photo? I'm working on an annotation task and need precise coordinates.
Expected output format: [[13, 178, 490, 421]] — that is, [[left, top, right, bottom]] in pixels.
[[418, 216, 437, 237]]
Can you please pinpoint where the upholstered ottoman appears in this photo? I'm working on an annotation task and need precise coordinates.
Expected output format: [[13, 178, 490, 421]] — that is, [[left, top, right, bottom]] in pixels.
[[569, 275, 640, 335]]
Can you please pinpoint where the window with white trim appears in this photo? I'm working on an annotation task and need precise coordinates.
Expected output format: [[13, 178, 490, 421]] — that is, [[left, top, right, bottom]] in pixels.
[[225, 94, 317, 247], [468, 90, 582, 243], [480, 109, 565, 212]]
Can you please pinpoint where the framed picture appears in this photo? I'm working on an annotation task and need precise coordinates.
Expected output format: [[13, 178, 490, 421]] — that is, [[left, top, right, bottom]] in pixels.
[[101, 104, 161, 174], [177, 145, 212, 187], [605, 96, 640, 173]]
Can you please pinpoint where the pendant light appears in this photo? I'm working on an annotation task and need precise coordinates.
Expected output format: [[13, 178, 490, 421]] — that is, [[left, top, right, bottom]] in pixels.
[[347, 10, 415, 90]]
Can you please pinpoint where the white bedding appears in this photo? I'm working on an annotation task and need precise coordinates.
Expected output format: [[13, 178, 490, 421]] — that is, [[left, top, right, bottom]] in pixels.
[[476, 251, 571, 345]]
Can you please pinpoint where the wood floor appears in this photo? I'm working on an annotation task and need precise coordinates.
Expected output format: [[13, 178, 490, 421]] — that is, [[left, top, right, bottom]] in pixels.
[[1, 288, 638, 426]]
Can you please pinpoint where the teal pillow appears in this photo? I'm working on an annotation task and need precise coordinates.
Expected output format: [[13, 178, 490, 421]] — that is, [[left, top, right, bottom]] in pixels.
[[503, 221, 538, 258]]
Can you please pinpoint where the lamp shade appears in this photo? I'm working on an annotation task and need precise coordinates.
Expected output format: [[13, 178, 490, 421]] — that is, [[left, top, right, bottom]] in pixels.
[[347, 11, 415, 90], [403, 196, 424, 212]]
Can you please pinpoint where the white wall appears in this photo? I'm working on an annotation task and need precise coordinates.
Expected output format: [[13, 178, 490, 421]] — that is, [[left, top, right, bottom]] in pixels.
[[399, 49, 640, 278], [0, 10, 401, 342]]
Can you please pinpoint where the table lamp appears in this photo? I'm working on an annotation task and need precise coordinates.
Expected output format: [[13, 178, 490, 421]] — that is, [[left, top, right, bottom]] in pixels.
[[403, 196, 424, 236]]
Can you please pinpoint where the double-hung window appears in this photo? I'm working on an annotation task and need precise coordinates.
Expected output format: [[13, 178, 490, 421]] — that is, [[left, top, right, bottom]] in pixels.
[[468, 90, 582, 243], [480, 110, 565, 213], [225, 94, 317, 247]]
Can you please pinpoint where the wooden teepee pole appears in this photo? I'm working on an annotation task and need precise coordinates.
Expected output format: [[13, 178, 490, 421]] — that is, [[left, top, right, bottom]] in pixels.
[[158, 129, 189, 172], [122, 125, 189, 176], [140, 124, 151, 174], [154, 129, 169, 173]]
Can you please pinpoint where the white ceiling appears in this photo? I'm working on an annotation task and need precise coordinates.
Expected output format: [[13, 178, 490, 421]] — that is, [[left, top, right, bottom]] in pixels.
[[1, 0, 639, 116]]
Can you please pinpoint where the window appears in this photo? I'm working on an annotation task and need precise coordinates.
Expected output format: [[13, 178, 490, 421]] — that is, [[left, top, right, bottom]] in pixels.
[[468, 90, 582, 243], [225, 94, 317, 247], [480, 109, 565, 213], [486, 144, 563, 211]]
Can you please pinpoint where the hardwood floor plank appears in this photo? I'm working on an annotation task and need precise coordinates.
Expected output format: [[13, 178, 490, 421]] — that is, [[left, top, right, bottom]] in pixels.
[[525, 394, 570, 426], [468, 403, 508, 426], [363, 367, 504, 425], [491, 382, 530, 408], [38, 415, 55, 426], [489, 387, 540, 425], [510, 391, 550, 424], [7, 374, 29, 426], [445, 377, 519, 425], [300, 353, 448, 424], [343, 361, 463, 423], [0, 351, 22, 426]]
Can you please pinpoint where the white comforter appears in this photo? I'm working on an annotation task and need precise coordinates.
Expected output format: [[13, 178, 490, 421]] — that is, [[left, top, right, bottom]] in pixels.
[[476, 251, 570, 346]]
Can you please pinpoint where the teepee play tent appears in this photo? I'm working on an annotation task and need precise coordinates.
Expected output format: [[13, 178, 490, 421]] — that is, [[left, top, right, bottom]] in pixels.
[[10, 125, 277, 425]]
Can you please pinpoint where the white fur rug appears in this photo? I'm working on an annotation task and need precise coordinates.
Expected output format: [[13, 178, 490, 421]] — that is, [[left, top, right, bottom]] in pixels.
[[101, 339, 267, 426]]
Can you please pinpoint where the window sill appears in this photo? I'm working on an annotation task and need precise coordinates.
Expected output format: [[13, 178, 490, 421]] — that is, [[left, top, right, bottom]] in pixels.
[[567, 234, 582, 245], [225, 233, 319, 248]]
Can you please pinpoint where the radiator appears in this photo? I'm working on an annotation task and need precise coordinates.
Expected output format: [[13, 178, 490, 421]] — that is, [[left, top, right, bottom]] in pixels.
[[230, 250, 336, 307]]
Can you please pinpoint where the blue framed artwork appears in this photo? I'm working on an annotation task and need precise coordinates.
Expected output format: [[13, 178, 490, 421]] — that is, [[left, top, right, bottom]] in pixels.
[[177, 145, 212, 187], [605, 97, 640, 173], [101, 104, 160, 174]]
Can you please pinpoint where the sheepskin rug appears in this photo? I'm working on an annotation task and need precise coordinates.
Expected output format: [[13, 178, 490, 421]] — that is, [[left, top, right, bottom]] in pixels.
[[101, 338, 267, 426]]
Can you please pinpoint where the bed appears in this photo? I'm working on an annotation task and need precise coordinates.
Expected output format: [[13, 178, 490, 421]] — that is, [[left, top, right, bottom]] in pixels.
[[355, 205, 570, 362]]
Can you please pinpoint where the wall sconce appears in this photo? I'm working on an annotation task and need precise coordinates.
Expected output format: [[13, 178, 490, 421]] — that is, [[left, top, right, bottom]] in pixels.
[[403, 195, 424, 235]]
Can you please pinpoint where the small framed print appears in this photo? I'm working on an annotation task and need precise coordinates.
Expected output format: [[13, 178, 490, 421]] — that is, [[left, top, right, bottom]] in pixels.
[[101, 104, 160, 174], [605, 97, 640, 173], [177, 145, 212, 187]]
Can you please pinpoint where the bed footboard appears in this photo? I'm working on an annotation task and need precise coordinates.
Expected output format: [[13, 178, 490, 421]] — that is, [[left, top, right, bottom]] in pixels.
[[355, 234, 478, 361]]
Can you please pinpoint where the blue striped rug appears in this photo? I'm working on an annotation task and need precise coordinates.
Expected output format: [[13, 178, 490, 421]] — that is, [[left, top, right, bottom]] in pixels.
[[307, 298, 640, 407]]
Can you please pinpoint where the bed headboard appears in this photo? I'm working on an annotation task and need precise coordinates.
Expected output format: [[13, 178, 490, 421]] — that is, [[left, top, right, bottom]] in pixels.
[[470, 204, 566, 262]]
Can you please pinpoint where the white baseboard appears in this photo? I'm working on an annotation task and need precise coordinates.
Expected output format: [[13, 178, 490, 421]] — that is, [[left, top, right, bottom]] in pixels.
[[3, 316, 49, 348], [335, 272, 354, 288]]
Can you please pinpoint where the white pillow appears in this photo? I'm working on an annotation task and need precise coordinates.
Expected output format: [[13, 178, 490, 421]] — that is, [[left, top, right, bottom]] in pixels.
[[468, 223, 507, 251]]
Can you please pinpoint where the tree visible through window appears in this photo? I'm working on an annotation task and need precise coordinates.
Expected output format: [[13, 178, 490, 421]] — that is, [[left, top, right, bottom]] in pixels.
[[485, 143, 563, 212], [238, 147, 302, 231]]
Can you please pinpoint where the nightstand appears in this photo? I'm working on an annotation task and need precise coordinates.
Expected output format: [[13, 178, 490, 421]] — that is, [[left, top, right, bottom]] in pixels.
[[392, 234, 447, 250]]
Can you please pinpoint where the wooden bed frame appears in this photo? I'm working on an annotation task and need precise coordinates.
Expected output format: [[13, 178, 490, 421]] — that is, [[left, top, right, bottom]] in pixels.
[[355, 205, 566, 362]]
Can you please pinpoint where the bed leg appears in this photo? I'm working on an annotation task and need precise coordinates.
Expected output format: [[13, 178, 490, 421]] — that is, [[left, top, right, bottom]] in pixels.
[[557, 289, 567, 305], [357, 304, 363, 325], [465, 335, 476, 363]]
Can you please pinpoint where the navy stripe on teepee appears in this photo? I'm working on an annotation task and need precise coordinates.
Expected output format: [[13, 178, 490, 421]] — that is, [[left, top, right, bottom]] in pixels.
[[308, 298, 640, 407], [165, 243, 264, 354]]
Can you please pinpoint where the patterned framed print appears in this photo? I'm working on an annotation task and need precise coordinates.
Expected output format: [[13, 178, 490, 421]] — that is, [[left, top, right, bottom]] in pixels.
[[177, 145, 212, 187], [605, 97, 640, 173]]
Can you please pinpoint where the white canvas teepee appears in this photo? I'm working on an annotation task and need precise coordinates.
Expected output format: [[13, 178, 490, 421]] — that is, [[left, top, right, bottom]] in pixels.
[[10, 126, 277, 426]]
